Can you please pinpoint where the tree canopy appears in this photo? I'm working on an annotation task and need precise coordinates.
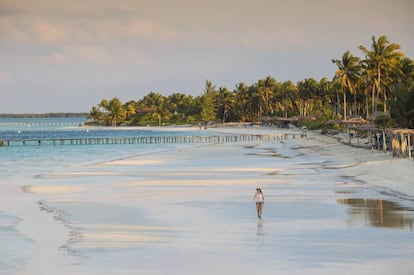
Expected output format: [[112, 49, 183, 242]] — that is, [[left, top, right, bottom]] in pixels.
[[88, 35, 414, 129]]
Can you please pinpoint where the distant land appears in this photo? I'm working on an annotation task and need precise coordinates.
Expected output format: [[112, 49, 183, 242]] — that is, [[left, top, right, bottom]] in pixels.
[[0, 113, 88, 118]]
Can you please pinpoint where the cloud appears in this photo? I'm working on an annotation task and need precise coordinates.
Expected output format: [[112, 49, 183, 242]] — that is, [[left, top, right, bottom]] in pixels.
[[0, 16, 27, 42], [33, 21, 68, 44], [240, 26, 309, 50], [0, 69, 14, 84], [0, 0, 26, 14], [50, 45, 114, 65], [122, 19, 178, 41]]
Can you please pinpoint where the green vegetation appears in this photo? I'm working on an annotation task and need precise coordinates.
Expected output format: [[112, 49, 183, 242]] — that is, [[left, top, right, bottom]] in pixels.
[[88, 35, 414, 128]]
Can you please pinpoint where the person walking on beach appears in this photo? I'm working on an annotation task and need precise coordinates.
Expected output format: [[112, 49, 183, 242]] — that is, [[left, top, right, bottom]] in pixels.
[[253, 187, 264, 219]]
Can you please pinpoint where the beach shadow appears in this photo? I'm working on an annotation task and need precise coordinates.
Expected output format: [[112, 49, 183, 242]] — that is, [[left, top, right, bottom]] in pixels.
[[246, 147, 290, 158], [268, 168, 319, 176], [337, 175, 367, 185]]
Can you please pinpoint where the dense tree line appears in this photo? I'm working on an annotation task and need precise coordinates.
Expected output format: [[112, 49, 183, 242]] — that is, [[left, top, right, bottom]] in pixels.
[[88, 36, 414, 129]]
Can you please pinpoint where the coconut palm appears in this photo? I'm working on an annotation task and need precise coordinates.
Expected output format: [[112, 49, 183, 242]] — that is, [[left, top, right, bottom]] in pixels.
[[277, 81, 298, 118], [359, 35, 403, 114], [257, 76, 279, 117], [233, 82, 249, 122], [217, 86, 235, 123], [88, 106, 103, 124], [399, 57, 414, 84], [100, 97, 126, 126], [332, 51, 362, 120], [296, 78, 319, 117], [200, 80, 217, 123]]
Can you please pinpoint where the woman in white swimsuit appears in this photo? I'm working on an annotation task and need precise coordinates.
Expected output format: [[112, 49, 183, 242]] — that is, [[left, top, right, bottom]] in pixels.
[[253, 187, 264, 219]]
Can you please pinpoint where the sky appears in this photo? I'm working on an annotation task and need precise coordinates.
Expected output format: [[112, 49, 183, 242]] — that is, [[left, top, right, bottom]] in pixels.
[[1, 0, 413, 114]]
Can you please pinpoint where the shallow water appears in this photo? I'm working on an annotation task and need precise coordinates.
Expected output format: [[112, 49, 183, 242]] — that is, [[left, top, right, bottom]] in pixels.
[[0, 211, 34, 270]]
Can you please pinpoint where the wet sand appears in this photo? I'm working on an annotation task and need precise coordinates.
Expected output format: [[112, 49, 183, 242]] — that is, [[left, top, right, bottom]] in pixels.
[[1, 127, 414, 274]]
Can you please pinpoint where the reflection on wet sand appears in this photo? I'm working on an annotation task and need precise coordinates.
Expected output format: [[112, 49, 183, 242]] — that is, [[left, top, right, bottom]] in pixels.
[[338, 198, 414, 231]]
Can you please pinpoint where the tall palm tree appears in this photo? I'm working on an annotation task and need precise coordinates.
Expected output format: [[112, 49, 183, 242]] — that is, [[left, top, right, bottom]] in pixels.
[[359, 35, 403, 114], [200, 80, 217, 123], [217, 86, 234, 123], [258, 76, 279, 117], [296, 78, 319, 117], [332, 51, 362, 120], [234, 82, 249, 122], [276, 81, 297, 118]]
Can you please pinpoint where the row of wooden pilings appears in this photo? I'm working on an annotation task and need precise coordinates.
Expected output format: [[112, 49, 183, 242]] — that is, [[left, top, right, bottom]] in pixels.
[[346, 127, 413, 160], [0, 133, 305, 147]]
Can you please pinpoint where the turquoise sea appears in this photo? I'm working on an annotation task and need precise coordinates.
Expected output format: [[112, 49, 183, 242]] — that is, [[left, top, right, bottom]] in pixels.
[[0, 117, 220, 271], [0, 117, 213, 179]]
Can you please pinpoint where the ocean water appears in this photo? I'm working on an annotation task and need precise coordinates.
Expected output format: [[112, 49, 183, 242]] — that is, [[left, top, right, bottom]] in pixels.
[[0, 117, 220, 271], [0, 117, 213, 179]]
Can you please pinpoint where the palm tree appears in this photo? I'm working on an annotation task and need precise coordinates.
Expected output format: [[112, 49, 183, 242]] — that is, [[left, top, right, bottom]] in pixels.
[[257, 76, 278, 117], [136, 92, 167, 125], [399, 57, 414, 84], [200, 80, 217, 123], [88, 106, 103, 124], [332, 51, 362, 120], [276, 81, 297, 118], [359, 35, 403, 114], [167, 93, 195, 123], [234, 82, 249, 122], [124, 101, 136, 121], [217, 86, 234, 123], [100, 97, 126, 126], [296, 78, 319, 117], [247, 84, 260, 121]]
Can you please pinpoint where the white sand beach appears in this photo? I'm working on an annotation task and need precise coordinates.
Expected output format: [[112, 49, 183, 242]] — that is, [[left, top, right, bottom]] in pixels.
[[1, 127, 413, 275]]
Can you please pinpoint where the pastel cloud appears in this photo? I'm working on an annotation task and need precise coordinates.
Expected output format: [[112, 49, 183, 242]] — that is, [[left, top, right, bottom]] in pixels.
[[0, 16, 27, 42], [122, 19, 178, 41], [33, 22, 68, 44], [51, 45, 114, 65]]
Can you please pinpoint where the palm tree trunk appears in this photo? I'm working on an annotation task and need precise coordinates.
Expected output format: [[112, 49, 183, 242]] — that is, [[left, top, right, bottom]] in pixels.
[[378, 68, 386, 112], [343, 89, 347, 121], [371, 84, 375, 115]]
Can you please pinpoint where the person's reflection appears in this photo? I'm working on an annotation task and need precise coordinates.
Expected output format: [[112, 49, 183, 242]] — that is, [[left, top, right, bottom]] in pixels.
[[257, 219, 264, 242]]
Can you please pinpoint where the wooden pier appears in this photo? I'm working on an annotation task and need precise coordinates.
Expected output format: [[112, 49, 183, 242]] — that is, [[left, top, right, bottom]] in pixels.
[[0, 133, 305, 147]]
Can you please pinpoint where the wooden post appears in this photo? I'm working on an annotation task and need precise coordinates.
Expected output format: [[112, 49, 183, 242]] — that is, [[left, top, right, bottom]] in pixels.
[[382, 131, 386, 153], [370, 131, 373, 152], [401, 133, 406, 158], [357, 130, 360, 145], [408, 134, 412, 160]]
